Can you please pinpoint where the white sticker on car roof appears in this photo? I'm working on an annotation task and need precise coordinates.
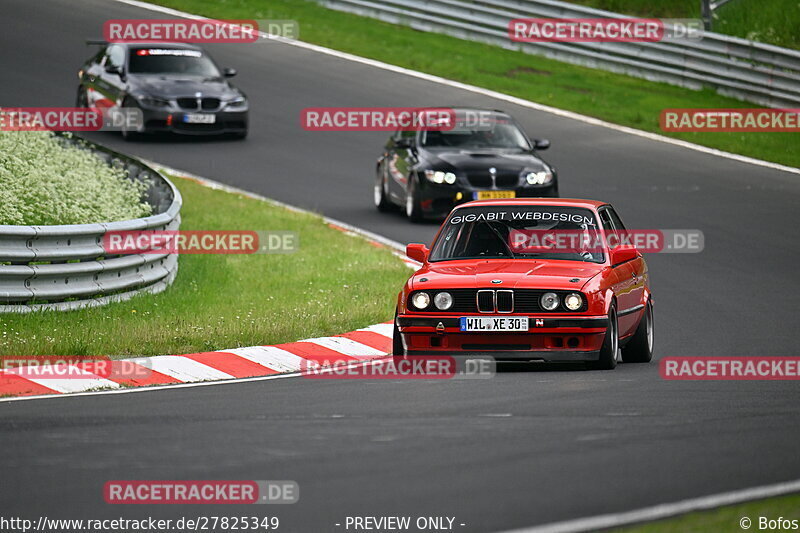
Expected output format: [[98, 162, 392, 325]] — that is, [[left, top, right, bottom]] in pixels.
[[449, 210, 595, 226], [136, 49, 202, 57]]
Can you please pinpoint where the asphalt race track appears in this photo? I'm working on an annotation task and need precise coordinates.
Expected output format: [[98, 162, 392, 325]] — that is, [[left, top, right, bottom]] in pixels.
[[1, 0, 799, 531]]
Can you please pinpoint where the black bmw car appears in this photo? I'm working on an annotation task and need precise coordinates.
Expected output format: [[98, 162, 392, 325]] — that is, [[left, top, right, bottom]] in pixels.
[[374, 108, 557, 221], [76, 42, 248, 139]]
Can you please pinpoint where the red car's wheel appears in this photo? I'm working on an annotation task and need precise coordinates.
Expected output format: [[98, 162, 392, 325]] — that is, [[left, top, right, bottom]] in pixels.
[[392, 313, 405, 358], [621, 299, 654, 363], [592, 304, 618, 370]]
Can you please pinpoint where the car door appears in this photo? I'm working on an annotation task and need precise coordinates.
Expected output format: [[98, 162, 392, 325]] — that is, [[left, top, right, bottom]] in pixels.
[[386, 129, 416, 202], [79, 46, 106, 107], [94, 44, 127, 108], [606, 204, 646, 334], [599, 206, 638, 337]]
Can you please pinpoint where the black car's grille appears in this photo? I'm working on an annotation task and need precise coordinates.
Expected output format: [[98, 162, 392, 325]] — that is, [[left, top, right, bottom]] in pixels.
[[465, 170, 520, 188], [176, 97, 221, 111], [201, 97, 220, 110], [412, 289, 588, 313], [466, 172, 491, 187], [176, 98, 197, 110]]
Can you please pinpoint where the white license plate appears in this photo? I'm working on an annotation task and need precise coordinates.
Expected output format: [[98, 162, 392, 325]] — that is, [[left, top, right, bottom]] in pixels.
[[184, 113, 216, 124], [460, 317, 529, 332]]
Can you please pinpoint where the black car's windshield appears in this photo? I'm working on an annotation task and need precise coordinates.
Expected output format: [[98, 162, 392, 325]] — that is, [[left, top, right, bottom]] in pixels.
[[420, 121, 530, 150], [430, 206, 605, 263], [128, 48, 221, 76]]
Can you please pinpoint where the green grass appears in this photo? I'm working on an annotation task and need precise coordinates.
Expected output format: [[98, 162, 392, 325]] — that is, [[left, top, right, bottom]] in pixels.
[[614, 492, 800, 532], [0, 175, 410, 357], [566, 0, 800, 50], [146, 0, 798, 168]]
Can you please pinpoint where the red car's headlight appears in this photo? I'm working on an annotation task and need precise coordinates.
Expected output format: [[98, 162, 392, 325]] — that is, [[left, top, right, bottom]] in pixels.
[[411, 292, 431, 310], [564, 292, 583, 311]]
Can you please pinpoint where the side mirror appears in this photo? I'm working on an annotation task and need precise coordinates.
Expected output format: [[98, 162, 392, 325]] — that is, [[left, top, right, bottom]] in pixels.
[[406, 243, 429, 263], [533, 139, 550, 150], [610, 245, 638, 266], [105, 64, 123, 76], [395, 137, 413, 149], [223, 67, 237, 78]]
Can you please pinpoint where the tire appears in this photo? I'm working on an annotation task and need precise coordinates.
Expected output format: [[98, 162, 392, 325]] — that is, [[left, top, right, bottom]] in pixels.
[[374, 165, 392, 212], [75, 86, 88, 108], [405, 177, 423, 222], [591, 304, 618, 370], [120, 97, 142, 141], [232, 130, 248, 140], [621, 299, 654, 363], [392, 313, 406, 359]]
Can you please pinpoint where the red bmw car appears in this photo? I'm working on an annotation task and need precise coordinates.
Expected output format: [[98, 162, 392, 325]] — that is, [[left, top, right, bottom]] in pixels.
[[393, 198, 653, 369]]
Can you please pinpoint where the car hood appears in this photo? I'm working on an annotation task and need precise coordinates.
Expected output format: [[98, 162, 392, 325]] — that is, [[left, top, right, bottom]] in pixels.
[[424, 149, 549, 172], [411, 260, 604, 291], [128, 75, 238, 98]]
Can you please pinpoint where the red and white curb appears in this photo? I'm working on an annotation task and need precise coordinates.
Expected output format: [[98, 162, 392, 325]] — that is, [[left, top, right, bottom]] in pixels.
[[0, 322, 394, 399], [0, 166, 419, 402]]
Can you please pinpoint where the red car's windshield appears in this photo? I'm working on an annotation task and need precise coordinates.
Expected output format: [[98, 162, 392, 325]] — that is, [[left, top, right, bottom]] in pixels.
[[430, 206, 604, 263]]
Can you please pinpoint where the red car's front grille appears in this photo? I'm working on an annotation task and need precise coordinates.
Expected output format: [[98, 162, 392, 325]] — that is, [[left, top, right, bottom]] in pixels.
[[476, 290, 494, 312]]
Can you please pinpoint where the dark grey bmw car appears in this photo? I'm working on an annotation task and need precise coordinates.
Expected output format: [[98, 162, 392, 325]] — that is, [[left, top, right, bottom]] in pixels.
[[374, 108, 557, 222], [76, 41, 248, 139]]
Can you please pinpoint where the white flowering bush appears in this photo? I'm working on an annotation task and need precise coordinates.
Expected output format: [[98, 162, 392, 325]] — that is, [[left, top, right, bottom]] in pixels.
[[0, 131, 152, 225]]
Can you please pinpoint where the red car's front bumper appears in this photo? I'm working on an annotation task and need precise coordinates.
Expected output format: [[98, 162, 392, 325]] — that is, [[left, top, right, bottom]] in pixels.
[[397, 314, 608, 362]]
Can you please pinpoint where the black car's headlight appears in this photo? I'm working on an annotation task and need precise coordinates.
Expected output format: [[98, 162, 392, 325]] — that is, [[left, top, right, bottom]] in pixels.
[[423, 170, 457, 184], [522, 169, 553, 185], [225, 96, 247, 109], [137, 96, 170, 108]]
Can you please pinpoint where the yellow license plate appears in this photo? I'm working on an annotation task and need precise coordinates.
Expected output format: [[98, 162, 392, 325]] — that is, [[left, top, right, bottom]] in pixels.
[[474, 191, 516, 200]]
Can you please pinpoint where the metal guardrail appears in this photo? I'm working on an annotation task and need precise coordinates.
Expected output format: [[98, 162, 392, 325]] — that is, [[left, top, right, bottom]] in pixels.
[[0, 135, 182, 313], [317, 0, 800, 108]]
